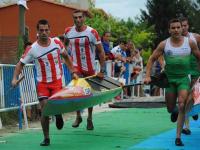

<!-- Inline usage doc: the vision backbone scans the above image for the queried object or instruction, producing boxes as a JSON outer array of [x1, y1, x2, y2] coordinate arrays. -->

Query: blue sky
[[95, 0, 147, 21]]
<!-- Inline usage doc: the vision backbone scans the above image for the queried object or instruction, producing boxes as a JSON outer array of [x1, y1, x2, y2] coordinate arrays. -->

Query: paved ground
[[0, 99, 199, 150]]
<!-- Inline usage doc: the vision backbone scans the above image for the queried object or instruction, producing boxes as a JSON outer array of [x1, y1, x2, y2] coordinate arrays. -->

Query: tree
[[140, 0, 194, 47], [85, 8, 155, 64], [189, 0, 200, 32]]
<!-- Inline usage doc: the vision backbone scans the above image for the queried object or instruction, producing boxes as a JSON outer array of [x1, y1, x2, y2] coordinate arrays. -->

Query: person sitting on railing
[[111, 38, 127, 78]]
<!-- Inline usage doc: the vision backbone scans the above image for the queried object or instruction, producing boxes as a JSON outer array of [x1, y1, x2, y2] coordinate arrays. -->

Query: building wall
[[0, 4, 19, 36], [62, 0, 90, 9], [26, 0, 75, 42], [0, 36, 18, 64], [0, 0, 77, 64]]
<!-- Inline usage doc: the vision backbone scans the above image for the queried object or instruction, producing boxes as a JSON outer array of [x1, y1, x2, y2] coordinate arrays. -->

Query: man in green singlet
[[144, 18, 200, 146], [181, 17, 200, 135]]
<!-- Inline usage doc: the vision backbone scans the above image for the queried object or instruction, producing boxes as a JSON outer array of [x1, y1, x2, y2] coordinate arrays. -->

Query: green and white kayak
[[43, 76, 122, 116]]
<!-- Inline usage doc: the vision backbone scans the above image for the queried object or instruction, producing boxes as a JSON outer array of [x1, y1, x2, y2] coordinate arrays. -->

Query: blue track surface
[[129, 119, 200, 150]]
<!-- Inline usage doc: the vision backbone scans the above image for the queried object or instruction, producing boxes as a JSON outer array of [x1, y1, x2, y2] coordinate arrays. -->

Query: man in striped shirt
[[12, 19, 78, 146], [64, 9, 105, 130]]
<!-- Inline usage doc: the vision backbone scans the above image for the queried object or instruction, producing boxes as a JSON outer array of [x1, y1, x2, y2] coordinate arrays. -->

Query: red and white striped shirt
[[20, 37, 64, 83], [64, 26, 101, 75]]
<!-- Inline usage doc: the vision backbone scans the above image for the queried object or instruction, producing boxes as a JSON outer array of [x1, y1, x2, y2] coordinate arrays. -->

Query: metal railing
[[0, 61, 154, 129]]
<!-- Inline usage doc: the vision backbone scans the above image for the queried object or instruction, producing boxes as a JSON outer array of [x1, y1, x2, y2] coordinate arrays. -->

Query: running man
[[181, 17, 200, 135], [144, 18, 200, 146], [64, 10, 105, 130], [12, 19, 78, 146]]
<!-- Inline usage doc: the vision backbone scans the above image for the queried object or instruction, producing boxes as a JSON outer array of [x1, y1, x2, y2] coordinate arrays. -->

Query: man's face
[[120, 42, 127, 51], [73, 12, 85, 28], [103, 33, 111, 42], [169, 22, 182, 38], [37, 24, 50, 41], [127, 42, 133, 50], [181, 20, 189, 36]]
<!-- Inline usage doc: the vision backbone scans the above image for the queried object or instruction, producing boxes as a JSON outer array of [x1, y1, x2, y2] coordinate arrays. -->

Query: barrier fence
[[0, 60, 150, 129]]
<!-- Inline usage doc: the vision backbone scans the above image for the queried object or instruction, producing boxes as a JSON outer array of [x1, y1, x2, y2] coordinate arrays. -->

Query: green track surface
[[0, 108, 175, 150]]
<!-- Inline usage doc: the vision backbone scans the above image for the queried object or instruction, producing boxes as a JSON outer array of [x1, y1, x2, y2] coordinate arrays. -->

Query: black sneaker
[[175, 138, 184, 146], [192, 114, 198, 121], [40, 138, 50, 146], [72, 117, 82, 128], [182, 128, 191, 135], [55, 115, 64, 130], [87, 119, 94, 130], [170, 111, 178, 123]]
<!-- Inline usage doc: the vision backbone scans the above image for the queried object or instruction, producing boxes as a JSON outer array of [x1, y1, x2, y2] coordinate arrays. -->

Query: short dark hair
[[180, 17, 188, 22], [36, 19, 50, 30], [102, 31, 111, 36], [73, 9, 85, 16], [168, 18, 181, 28], [118, 38, 127, 45]]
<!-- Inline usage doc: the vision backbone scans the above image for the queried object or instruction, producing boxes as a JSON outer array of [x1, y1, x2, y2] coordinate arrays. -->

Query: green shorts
[[165, 76, 190, 94]]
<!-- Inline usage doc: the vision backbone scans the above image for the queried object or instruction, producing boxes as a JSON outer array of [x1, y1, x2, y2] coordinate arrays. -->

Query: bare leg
[[72, 110, 82, 128], [88, 107, 93, 120], [87, 107, 94, 130], [165, 92, 177, 113], [175, 90, 188, 146], [40, 99, 50, 146], [40, 100, 49, 139]]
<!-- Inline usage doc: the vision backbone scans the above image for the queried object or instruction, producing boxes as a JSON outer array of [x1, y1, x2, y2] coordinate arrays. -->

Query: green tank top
[[164, 37, 191, 78], [164, 55, 191, 78]]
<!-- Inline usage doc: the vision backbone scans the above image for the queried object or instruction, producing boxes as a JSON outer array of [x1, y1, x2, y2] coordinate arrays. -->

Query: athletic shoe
[[55, 115, 64, 130], [175, 138, 184, 146], [192, 114, 198, 121], [40, 138, 50, 146], [182, 128, 191, 135], [72, 117, 82, 128], [87, 119, 94, 130], [170, 111, 178, 122]]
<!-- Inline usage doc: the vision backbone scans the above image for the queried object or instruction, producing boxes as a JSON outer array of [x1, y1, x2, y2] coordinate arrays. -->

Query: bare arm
[[190, 39, 200, 60], [194, 33, 200, 48], [12, 61, 25, 87], [144, 41, 165, 83], [158, 56, 165, 70]]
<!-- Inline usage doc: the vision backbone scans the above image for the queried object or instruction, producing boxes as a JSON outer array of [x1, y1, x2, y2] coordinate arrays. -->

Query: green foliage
[[17, 35, 24, 60], [85, 8, 156, 64], [140, 0, 200, 46], [141, 48, 152, 65]]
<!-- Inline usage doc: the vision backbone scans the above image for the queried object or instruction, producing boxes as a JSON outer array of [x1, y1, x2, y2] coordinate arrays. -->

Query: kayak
[[43, 76, 122, 116]]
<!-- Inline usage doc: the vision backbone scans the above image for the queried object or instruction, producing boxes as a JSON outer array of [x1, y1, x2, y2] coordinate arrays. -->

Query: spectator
[[101, 31, 115, 60], [111, 39, 127, 77]]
